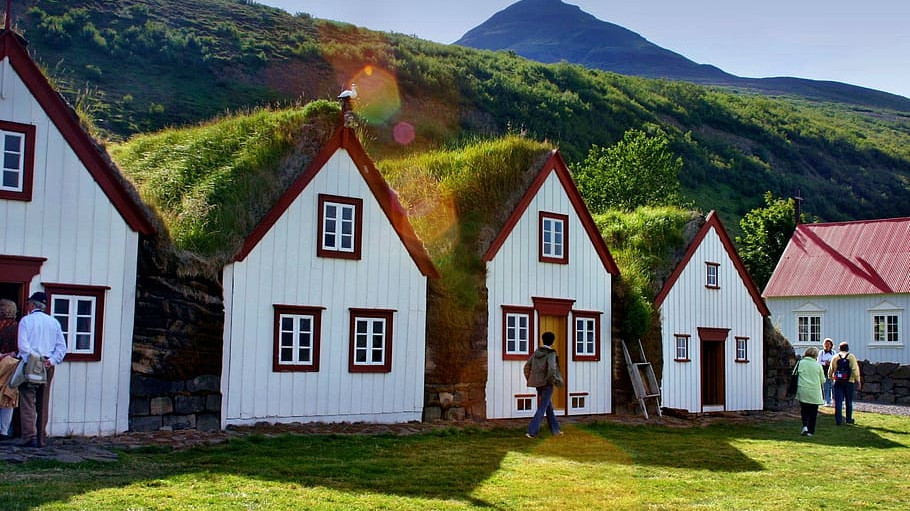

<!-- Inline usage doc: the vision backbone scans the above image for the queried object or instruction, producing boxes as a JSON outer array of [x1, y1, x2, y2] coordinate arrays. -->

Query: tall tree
[[572, 128, 683, 213], [737, 192, 801, 289]]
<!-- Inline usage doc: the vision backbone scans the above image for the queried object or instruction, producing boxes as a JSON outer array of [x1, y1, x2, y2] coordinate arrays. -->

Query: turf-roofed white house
[[654, 211, 768, 413], [483, 150, 620, 419], [221, 126, 438, 426], [764, 217, 910, 364], [0, 29, 155, 436]]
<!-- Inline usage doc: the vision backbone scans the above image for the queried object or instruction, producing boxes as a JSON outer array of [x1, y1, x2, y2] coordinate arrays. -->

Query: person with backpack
[[794, 347, 826, 436], [523, 331, 564, 438], [828, 341, 862, 425]]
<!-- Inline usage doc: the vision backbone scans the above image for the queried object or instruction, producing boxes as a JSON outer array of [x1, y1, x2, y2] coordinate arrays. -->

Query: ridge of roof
[[655, 211, 769, 315], [481, 150, 619, 275], [233, 126, 438, 278], [0, 29, 155, 235]]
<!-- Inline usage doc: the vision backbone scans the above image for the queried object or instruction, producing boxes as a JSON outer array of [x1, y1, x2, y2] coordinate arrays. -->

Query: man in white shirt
[[818, 338, 837, 406], [17, 291, 67, 448]]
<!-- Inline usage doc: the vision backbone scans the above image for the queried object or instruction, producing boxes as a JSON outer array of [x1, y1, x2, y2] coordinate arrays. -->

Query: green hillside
[[9, 0, 910, 226]]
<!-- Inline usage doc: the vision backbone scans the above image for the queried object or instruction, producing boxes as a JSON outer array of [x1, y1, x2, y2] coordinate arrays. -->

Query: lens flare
[[393, 122, 416, 145], [349, 65, 401, 124]]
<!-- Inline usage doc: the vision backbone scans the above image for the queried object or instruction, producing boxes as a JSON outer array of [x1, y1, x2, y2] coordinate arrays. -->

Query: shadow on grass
[[1, 412, 906, 510]]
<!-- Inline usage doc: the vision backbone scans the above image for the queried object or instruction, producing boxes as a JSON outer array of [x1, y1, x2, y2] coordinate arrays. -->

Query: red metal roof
[[763, 217, 910, 297]]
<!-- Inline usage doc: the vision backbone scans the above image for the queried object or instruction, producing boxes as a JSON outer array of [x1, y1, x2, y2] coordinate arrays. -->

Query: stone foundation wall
[[130, 238, 225, 432], [856, 361, 910, 404], [130, 374, 222, 432], [764, 317, 798, 411], [423, 383, 486, 421]]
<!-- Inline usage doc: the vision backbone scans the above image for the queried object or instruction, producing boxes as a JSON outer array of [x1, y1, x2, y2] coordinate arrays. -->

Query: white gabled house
[[0, 29, 155, 436], [763, 217, 910, 364], [654, 211, 768, 413], [220, 126, 438, 426], [482, 150, 620, 419]]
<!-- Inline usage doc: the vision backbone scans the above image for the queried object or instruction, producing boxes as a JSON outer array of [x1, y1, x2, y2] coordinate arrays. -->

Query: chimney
[[5, 0, 11, 31], [793, 189, 803, 225]]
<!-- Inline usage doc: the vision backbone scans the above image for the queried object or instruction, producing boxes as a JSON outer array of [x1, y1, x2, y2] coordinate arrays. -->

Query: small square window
[[675, 335, 690, 361], [0, 121, 35, 201], [317, 194, 363, 260], [273, 305, 323, 372], [349, 309, 394, 373], [735, 337, 749, 362], [44, 284, 107, 362], [516, 396, 533, 411], [705, 262, 720, 288], [571, 394, 587, 409], [539, 212, 569, 264]]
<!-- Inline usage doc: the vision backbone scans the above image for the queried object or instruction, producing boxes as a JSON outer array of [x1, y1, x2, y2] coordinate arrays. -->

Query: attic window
[[705, 262, 720, 288], [539, 212, 568, 264], [0, 121, 36, 201], [317, 194, 363, 260]]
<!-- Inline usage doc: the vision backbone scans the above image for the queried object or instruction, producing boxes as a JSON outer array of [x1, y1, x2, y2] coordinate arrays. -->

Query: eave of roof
[[655, 210, 770, 316], [0, 30, 155, 235], [233, 126, 439, 278], [481, 150, 620, 275]]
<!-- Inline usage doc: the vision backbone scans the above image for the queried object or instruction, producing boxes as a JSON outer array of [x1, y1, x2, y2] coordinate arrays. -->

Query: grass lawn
[[1, 408, 907, 510]]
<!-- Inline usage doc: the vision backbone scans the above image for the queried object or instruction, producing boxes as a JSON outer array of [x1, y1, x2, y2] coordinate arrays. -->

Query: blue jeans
[[822, 378, 833, 405], [833, 381, 855, 424], [528, 385, 560, 436]]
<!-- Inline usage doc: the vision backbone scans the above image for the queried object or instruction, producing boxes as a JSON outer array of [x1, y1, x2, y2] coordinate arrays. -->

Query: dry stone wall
[[130, 238, 225, 432]]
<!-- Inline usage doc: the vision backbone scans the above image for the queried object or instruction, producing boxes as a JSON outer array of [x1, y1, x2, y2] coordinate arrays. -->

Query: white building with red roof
[[763, 217, 910, 364]]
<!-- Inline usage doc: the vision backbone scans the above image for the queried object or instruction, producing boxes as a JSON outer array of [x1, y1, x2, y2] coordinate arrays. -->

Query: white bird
[[337, 83, 358, 100]]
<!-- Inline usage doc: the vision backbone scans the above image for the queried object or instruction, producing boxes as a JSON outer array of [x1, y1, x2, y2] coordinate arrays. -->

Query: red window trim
[[502, 305, 534, 361], [734, 336, 750, 363], [348, 308, 394, 373], [43, 283, 109, 362], [317, 194, 363, 260], [0, 121, 36, 202], [705, 261, 720, 289], [272, 304, 325, 372], [674, 333, 691, 362], [538, 212, 569, 264], [572, 310, 601, 361]]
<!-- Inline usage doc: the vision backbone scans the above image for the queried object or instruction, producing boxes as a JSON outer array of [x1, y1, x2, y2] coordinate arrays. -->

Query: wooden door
[[700, 340, 726, 408], [538, 315, 568, 413]]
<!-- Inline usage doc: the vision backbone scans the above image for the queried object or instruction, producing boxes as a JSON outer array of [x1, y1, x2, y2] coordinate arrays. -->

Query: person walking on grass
[[818, 338, 836, 406], [829, 341, 861, 426], [795, 347, 826, 437], [523, 331, 564, 438]]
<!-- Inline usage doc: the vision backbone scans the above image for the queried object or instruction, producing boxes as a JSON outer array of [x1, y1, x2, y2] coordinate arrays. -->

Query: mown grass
[[2, 409, 907, 510]]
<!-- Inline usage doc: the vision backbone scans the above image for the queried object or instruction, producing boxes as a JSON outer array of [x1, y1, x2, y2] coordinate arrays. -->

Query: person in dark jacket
[[523, 331, 564, 438]]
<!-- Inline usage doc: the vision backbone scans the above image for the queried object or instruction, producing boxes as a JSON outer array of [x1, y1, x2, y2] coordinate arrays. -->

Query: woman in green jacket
[[795, 347, 826, 436]]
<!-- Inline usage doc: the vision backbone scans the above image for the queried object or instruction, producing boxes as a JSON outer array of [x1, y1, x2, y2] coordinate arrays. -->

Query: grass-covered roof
[[109, 100, 341, 265]]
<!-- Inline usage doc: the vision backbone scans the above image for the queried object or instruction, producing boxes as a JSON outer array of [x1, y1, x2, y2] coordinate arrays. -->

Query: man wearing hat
[[17, 291, 67, 448]]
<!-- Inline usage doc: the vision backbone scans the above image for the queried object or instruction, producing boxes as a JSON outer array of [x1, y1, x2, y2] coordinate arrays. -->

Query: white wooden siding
[[659, 227, 764, 412], [767, 294, 909, 364], [0, 58, 138, 436], [221, 149, 427, 426], [485, 171, 612, 419]]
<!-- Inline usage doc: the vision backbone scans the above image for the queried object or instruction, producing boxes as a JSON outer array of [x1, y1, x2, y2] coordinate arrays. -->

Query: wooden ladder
[[621, 339, 662, 419]]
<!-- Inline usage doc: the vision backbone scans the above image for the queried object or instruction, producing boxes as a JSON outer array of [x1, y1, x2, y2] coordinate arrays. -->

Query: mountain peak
[[455, 0, 731, 82]]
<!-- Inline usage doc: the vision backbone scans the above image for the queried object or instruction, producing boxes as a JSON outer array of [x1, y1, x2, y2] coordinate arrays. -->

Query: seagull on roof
[[338, 83, 358, 100]]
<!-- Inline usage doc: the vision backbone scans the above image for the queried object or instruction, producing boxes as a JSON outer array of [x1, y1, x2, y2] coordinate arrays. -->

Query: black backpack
[[833, 354, 852, 381]]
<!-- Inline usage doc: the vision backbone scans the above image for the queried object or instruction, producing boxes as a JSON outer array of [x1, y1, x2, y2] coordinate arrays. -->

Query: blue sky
[[260, 0, 910, 99]]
